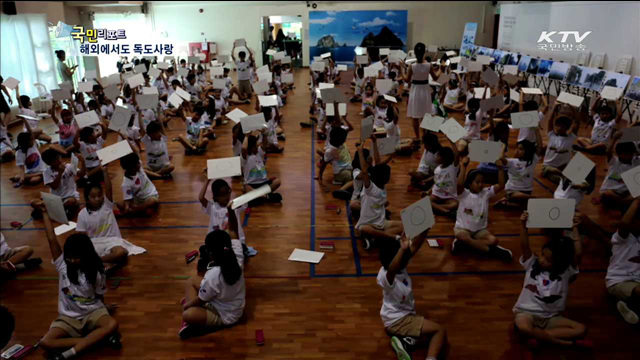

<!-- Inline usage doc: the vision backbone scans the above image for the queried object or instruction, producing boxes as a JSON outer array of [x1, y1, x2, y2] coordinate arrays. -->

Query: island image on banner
[[309, 10, 408, 64]]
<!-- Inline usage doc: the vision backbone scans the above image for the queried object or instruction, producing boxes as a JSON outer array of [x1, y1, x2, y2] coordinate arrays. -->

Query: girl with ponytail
[[180, 204, 246, 339]]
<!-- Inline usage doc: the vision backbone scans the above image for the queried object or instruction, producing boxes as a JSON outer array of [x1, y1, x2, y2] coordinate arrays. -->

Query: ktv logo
[[537, 31, 592, 44]]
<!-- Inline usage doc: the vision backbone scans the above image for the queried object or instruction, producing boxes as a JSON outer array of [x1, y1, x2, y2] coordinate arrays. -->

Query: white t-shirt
[[0, 233, 10, 257], [554, 178, 585, 209], [186, 117, 208, 142], [141, 109, 157, 130], [373, 107, 387, 128], [590, 114, 616, 144], [600, 157, 640, 192], [418, 150, 438, 175], [517, 111, 544, 143], [100, 104, 114, 118], [77, 198, 122, 239], [126, 126, 141, 141], [455, 186, 496, 232], [377, 267, 415, 328], [351, 168, 363, 201], [141, 135, 170, 168], [16, 144, 46, 174], [324, 145, 352, 174], [463, 110, 483, 141], [356, 182, 387, 229], [513, 255, 579, 318], [198, 239, 245, 325], [44, 164, 79, 199], [213, 97, 228, 118], [185, 82, 202, 100], [354, 76, 365, 95], [432, 164, 459, 200], [19, 108, 39, 131], [606, 231, 640, 288], [543, 131, 577, 168], [121, 168, 158, 201], [202, 200, 246, 244], [506, 155, 539, 192], [80, 138, 105, 168], [54, 254, 107, 319], [236, 61, 250, 81], [244, 152, 268, 185], [383, 120, 401, 138], [444, 88, 461, 106]]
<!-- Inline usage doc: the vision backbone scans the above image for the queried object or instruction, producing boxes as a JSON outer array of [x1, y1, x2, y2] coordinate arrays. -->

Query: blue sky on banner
[[309, 10, 407, 46]]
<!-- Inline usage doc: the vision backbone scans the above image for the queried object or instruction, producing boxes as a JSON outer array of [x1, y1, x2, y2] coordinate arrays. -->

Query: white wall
[[498, 1, 640, 77], [149, 1, 495, 67]]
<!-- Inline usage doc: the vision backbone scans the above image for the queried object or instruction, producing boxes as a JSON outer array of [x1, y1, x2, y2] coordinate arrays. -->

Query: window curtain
[[0, 14, 57, 102]]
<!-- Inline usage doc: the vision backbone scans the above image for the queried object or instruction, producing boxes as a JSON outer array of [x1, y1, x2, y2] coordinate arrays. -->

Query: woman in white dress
[[405, 43, 439, 143]]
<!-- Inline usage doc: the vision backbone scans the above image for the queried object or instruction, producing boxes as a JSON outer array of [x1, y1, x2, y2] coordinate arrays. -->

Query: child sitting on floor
[[575, 96, 623, 155], [0, 232, 42, 279], [317, 127, 353, 186], [242, 132, 282, 203], [409, 132, 441, 191], [599, 132, 640, 210], [10, 131, 46, 187], [542, 103, 580, 184], [118, 152, 159, 217], [41, 148, 85, 216], [138, 119, 174, 179]]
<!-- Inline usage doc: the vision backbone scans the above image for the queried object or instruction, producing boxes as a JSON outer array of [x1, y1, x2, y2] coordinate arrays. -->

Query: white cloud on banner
[[386, 11, 397, 16], [310, 17, 336, 25], [358, 17, 399, 28]]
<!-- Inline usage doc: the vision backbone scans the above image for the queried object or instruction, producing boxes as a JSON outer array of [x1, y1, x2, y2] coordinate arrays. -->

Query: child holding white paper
[[185, 73, 203, 102], [355, 140, 403, 249], [361, 83, 376, 115], [452, 157, 512, 261], [15, 85, 52, 143], [118, 152, 159, 217], [516, 92, 548, 144], [207, 88, 229, 125], [599, 133, 640, 209], [50, 104, 78, 152], [0, 120, 14, 163], [41, 148, 85, 214], [177, 106, 214, 155], [456, 97, 484, 153], [365, 95, 389, 129], [513, 211, 591, 349], [316, 112, 353, 161], [606, 197, 640, 325], [440, 78, 464, 112], [35, 203, 121, 360], [231, 46, 254, 100], [74, 121, 108, 183], [138, 117, 174, 179], [9, 131, 46, 186], [350, 67, 366, 103], [542, 103, 580, 184], [76, 165, 145, 266], [220, 67, 251, 105], [179, 211, 245, 339], [317, 127, 352, 186], [377, 229, 446, 360], [495, 132, 543, 207], [242, 132, 282, 203], [258, 106, 283, 153], [429, 140, 461, 218], [575, 96, 623, 154], [409, 132, 441, 191]]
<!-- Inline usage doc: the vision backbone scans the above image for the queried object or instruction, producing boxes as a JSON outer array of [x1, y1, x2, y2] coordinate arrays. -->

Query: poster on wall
[[309, 10, 408, 64], [460, 22, 478, 58]]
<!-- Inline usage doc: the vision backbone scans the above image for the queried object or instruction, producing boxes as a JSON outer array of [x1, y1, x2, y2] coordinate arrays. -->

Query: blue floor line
[[0, 200, 201, 207], [313, 268, 607, 279], [309, 128, 316, 278], [242, 212, 250, 228], [316, 237, 352, 241], [534, 178, 554, 194], [344, 200, 362, 276]]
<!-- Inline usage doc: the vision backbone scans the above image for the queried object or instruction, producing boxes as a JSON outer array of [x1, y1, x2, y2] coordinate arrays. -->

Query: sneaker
[[445, 210, 457, 220], [23, 257, 43, 270], [278, 134, 286, 141], [398, 336, 416, 353], [245, 246, 258, 257], [48, 353, 65, 360], [267, 193, 283, 203], [244, 99, 251, 104], [385, 209, 392, 220], [451, 239, 460, 254], [617, 301, 639, 324], [300, 120, 314, 128], [106, 333, 122, 349], [332, 189, 352, 201], [390, 336, 411, 360], [362, 236, 373, 250], [493, 245, 513, 262], [179, 323, 200, 340]]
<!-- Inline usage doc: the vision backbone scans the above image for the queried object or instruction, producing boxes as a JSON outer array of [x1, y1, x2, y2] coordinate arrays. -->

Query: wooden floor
[[1, 68, 638, 360]]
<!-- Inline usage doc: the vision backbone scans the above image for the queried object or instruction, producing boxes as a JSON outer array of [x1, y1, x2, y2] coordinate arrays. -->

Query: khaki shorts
[[514, 312, 568, 330], [134, 195, 159, 206], [0, 248, 19, 262], [457, 139, 470, 148], [148, 162, 167, 173], [238, 79, 252, 97], [506, 189, 531, 199], [203, 303, 225, 328], [356, 220, 390, 233], [333, 169, 352, 184], [453, 227, 491, 239], [541, 164, 564, 176], [608, 281, 640, 301], [50, 307, 110, 338], [386, 314, 424, 338]]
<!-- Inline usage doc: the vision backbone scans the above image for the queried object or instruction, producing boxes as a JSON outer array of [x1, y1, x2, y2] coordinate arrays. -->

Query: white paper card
[[288, 248, 324, 264], [379, 48, 390, 55], [449, 56, 461, 64], [282, 56, 292, 64], [231, 184, 271, 210], [137, 94, 158, 110], [41, 192, 69, 224], [84, 70, 97, 80], [175, 87, 191, 101], [621, 165, 640, 198], [210, 67, 224, 77], [428, 45, 438, 53], [440, 118, 466, 142], [51, 89, 71, 102], [168, 92, 184, 108], [108, 105, 132, 132], [377, 136, 398, 155], [338, 103, 347, 117], [556, 92, 584, 108], [321, 52, 332, 59], [213, 78, 226, 90], [370, 61, 383, 72], [157, 61, 169, 70], [420, 114, 445, 132], [134, 64, 147, 73], [600, 86, 624, 101], [140, 86, 157, 95], [469, 140, 503, 163], [481, 68, 499, 87], [258, 72, 273, 83], [78, 81, 94, 93], [107, 73, 121, 87], [401, 196, 435, 240], [364, 66, 377, 78], [252, 80, 269, 95], [318, 83, 334, 90], [468, 61, 483, 72], [177, 68, 189, 78], [234, 38, 246, 47], [74, 111, 101, 128], [281, 73, 294, 84], [435, 73, 449, 85], [97, 140, 133, 165], [503, 65, 518, 75], [480, 95, 505, 112], [325, 103, 335, 117], [361, 116, 374, 141], [527, 199, 576, 229], [218, 55, 230, 63], [356, 55, 368, 65], [225, 108, 248, 124], [562, 152, 595, 185], [240, 113, 267, 133], [521, 87, 544, 95], [55, 221, 77, 236], [510, 88, 520, 103], [477, 55, 492, 65], [376, 79, 393, 94], [258, 95, 278, 107], [127, 73, 145, 88], [354, 46, 367, 55], [147, 67, 161, 80], [207, 156, 241, 180], [266, 49, 277, 56], [510, 111, 540, 129], [101, 85, 119, 102], [474, 87, 489, 99], [1, 77, 20, 90], [383, 94, 397, 103], [311, 61, 325, 72], [256, 65, 270, 74]]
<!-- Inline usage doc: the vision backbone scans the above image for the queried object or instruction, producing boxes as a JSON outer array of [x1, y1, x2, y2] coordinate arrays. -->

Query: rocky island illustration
[[309, 10, 407, 63]]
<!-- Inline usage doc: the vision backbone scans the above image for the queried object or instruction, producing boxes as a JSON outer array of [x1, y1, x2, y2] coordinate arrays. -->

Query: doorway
[[261, 15, 303, 67]]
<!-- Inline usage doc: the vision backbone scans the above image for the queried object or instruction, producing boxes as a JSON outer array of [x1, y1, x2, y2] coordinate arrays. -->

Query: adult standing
[[55, 50, 77, 85], [275, 29, 286, 51], [405, 43, 438, 143]]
